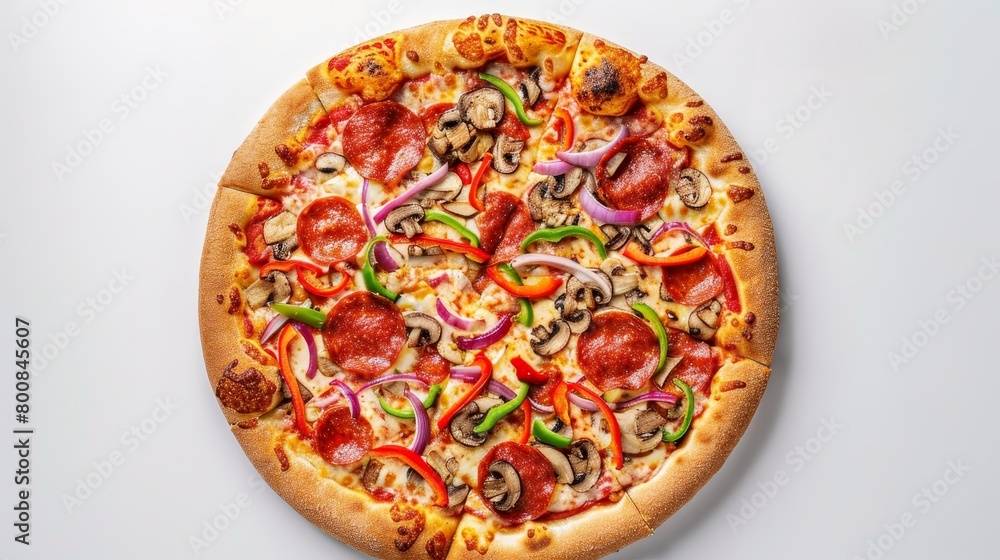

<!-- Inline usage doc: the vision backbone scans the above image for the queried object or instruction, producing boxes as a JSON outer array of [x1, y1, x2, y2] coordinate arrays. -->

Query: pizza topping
[[456, 131, 495, 164], [476, 191, 535, 265], [450, 397, 502, 447], [674, 167, 713, 209], [688, 299, 722, 340], [435, 299, 482, 332], [371, 445, 449, 507], [384, 204, 425, 238], [289, 322, 319, 380], [527, 179, 578, 228], [459, 87, 506, 130], [361, 236, 400, 301], [372, 163, 451, 224], [478, 73, 545, 127], [416, 174, 464, 207], [474, 382, 530, 433], [662, 378, 695, 443], [556, 125, 629, 168], [313, 405, 373, 465], [555, 167, 593, 199], [412, 349, 450, 386], [457, 313, 515, 351], [329, 379, 361, 419], [532, 422, 573, 451], [296, 196, 368, 265], [441, 201, 479, 218], [600, 257, 641, 296], [660, 250, 723, 306], [580, 183, 642, 225], [566, 439, 602, 492], [269, 301, 326, 330], [478, 442, 555, 523], [631, 302, 668, 374], [342, 101, 425, 187], [576, 310, 659, 392], [510, 356, 549, 384], [624, 243, 708, 267], [510, 254, 613, 301], [615, 406, 666, 455], [405, 390, 432, 455], [314, 152, 346, 175], [491, 134, 525, 174], [521, 225, 608, 260], [244, 271, 290, 309], [262, 211, 297, 244], [665, 329, 718, 395], [597, 137, 679, 220], [277, 325, 313, 439], [519, 68, 543, 108], [322, 291, 406, 378], [423, 211, 481, 247], [404, 312, 444, 348], [530, 319, 571, 356]]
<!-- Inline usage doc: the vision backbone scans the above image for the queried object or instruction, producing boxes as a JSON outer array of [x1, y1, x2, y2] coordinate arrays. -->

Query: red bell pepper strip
[[552, 381, 571, 426], [259, 260, 324, 278], [511, 356, 550, 384], [278, 324, 313, 439], [518, 398, 532, 444], [370, 445, 449, 507], [388, 234, 490, 264], [554, 107, 574, 152], [715, 254, 741, 313], [569, 382, 623, 469], [454, 162, 472, 185], [436, 353, 493, 431], [485, 266, 563, 299], [623, 243, 709, 267], [469, 153, 493, 212], [299, 263, 352, 297]]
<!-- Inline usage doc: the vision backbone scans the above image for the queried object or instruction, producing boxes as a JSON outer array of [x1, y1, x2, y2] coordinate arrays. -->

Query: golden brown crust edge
[[199, 187, 282, 425], [625, 359, 770, 527], [219, 78, 327, 197], [232, 416, 460, 560]]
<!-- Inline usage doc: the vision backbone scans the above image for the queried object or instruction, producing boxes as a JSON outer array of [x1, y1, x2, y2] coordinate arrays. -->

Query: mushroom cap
[[459, 87, 506, 130]]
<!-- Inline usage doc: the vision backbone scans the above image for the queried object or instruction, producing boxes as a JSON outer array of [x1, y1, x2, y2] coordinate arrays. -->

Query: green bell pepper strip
[[361, 236, 399, 302], [631, 302, 668, 373], [520, 226, 607, 260], [478, 73, 544, 126], [531, 419, 572, 448], [497, 264, 534, 327], [269, 302, 326, 329], [423, 211, 480, 248], [377, 385, 443, 419], [474, 382, 530, 433], [662, 378, 694, 443]]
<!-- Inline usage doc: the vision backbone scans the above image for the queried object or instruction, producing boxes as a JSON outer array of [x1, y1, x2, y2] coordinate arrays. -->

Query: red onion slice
[[261, 314, 289, 345], [580, 186, 642, 226], [354, 373, 428, 395], [436, 298, 483, 331], [329, 380, 360, 419], [290, 322, 318, 380], [532, 159, 576, 176], [372, 242, 401, 272], [509, 254, 613, 300], [449, 365, 481, 377], [428, 271, 450, 287], [652, 221, 711, 249], [614, 391, 678, 409], [361, 178, 376, 235], [449, 370, 554, 413], [372, 164, 450, 224], [456, 313, 514, 351], [568, 391, 600, 412], [555, 125, 628, 167], [406, 390, 430, 455]]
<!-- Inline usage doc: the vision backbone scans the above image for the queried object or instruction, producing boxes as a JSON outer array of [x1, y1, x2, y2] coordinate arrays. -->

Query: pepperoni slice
[[497, 110, 530, 142], [342, 101, 425, 187], [313, 406, 373, 465], [528, 365, 562, 406], [597, 137, 686, 220], [412, 346, 450, 385], [478, 442, 555, 525], [477, 191, 535, 265], [296, 196, 368, 265], [322, 291, 406, 378], [576, 310, 660, 392], [662, 254, 723, 306], [666, 329, 720, 395], [419, 102, 454, 135]]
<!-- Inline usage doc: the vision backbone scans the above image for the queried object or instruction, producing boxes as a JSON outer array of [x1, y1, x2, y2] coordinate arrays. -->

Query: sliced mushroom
[[491, 134, 524, 174], [450, 397, 502, 447], [534, 444, 575, 484], [441, 201, 479, 218], [600, 224, 632, 252], [315, 152, 346, 174], [418, 172, 463, 206], [623, 289, 648, 307], [567, 439, 602, 492], [271, 235, 298, 261], [361, 458, 384, 492], [269, 271, 291, 304], [632, 225, 653, 254], [317, 356, 339, 377], [590, 270, 614, 305], [445, 122, 474, 152], [561, 276, 594, 313], [428, 108, 465, 159], [483, 460, 522, 511], [563, 308, 592, 334], [427, 450, 455, 485], [262, 211, 297, 244], [437, 338, 464, 364], [384, 204, 424, 238], [530, 319, 572, 357], [615, 407, 666, 455], [528, 179, 577, 228], [456, 132, 494, 164], [551, 167, 593, 199], [459, 88, 505, 130], [659, 283, 673, 302], [674, 167, 713, 209], [603, 151, 627, 178], [408, 244, 443, 257], [403, 312, 442, 348], [447, 484, 471, 508], [519, 68, 542, 107], [688, 299, 722, 340], [244, 278, 274, 309], [601, 258, 640, 296]]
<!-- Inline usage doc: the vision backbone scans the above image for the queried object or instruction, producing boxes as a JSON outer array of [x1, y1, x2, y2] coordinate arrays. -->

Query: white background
[[1, 0, 996, 558]]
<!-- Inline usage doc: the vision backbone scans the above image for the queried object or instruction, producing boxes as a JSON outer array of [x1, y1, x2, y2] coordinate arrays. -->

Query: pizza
[[199, 14, 779, 560]]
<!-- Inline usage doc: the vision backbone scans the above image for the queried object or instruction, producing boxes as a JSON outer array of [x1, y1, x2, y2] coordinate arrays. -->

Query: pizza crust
[[199, 187, 283, 424], [624, 358, 770, 527], [233, 413, 461, 560], [220, 78, 328, 197]]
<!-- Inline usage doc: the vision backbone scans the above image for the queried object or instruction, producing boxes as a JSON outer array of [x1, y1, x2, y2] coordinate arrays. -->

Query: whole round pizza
[[199, 14, 779, 560]]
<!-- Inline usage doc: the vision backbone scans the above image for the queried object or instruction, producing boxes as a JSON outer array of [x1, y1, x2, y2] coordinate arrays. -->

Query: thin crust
[[232, 414, 461, 560], [624, 358, 770, 527], [220, 79, 328, 197], [199, 187, 282, 424]]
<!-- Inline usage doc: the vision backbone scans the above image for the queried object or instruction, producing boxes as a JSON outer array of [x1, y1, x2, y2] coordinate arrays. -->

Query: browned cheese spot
[[215, 359, 277, 414]]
